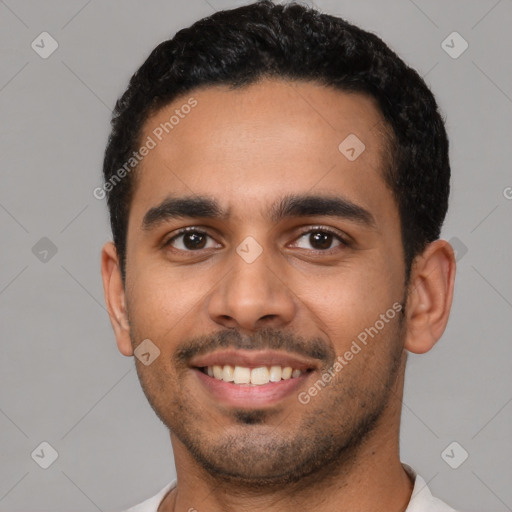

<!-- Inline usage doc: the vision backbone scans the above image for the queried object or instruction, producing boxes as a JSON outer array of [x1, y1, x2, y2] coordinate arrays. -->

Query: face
[[121, 79, 408, 484]]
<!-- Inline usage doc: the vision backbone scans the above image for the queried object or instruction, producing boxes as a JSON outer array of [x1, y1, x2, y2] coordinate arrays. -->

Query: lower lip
[[193, 368, 311, 407]]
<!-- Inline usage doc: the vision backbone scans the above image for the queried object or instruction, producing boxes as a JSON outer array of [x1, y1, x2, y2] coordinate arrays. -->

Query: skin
[[101, 79, 456, 512]]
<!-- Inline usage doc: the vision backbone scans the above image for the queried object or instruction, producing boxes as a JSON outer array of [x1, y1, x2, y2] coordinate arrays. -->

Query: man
[[100, 1, 457, 510]]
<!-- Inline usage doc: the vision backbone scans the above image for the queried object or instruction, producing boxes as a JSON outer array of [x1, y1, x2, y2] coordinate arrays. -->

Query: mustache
[[174, 327, 335, 367]]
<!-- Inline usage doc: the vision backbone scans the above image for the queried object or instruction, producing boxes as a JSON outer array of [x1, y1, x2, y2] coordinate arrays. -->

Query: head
[[101, 1, 455, 486]]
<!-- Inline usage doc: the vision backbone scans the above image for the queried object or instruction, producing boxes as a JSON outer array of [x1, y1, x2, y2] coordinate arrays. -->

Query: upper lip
[[189, 349, 319, 371]]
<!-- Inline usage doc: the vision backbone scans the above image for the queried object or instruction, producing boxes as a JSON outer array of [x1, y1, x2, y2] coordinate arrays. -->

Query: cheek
[[299, 262, 395, 325], [292, 262, 402, 367], [125, 263, 203, 340]]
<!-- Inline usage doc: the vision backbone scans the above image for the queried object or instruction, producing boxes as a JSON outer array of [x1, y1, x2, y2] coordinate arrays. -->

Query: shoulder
[[117, 480, 176, 512], [403, 464, 458, 512]]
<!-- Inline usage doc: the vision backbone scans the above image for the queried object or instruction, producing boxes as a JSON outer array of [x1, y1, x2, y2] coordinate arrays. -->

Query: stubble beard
[[132, 315, 406, 489]]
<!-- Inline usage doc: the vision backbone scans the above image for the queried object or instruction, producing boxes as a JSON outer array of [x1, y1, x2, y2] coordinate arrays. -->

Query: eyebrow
[[141, 193, 376, 231]]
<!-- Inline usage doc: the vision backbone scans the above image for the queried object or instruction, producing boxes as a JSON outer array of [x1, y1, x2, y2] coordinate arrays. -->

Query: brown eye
[[182, 232, 207, 249], [309, 231, 334, 250], [165, 228, 219, 251], [292, 228, 347, 251]]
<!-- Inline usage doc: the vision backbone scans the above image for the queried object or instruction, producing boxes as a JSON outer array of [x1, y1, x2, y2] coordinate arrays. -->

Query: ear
[[101, 241, 133, 356], [403, 239, 456, 354]]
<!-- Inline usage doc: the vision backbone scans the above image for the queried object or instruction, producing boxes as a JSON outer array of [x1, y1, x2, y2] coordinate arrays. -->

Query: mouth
[[189, 350, 317, 407], [198, 364, 310, 385]]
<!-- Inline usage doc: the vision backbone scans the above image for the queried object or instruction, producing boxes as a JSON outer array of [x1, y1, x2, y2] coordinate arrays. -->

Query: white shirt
[[121, 463, 457, 512]]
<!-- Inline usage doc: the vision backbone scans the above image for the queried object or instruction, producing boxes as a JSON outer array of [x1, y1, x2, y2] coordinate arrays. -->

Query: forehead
[[129, 79, 394, 228]]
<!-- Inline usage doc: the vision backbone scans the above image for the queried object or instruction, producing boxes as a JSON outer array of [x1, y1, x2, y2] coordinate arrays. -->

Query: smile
[[190, 349, 318, 406], [200, 364, 307, 385]]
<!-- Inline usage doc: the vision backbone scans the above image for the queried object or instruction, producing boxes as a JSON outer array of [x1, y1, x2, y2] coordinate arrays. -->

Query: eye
[[164, 228, 220, 251], [290, 227, 348, 251]]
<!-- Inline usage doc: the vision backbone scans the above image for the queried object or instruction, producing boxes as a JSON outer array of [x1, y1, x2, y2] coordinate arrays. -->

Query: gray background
[[0, 0, 511, 510]]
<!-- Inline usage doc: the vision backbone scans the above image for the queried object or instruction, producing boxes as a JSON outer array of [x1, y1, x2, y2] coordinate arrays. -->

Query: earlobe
[[403, 239, 456, 354], [101, 241, 133, 357]]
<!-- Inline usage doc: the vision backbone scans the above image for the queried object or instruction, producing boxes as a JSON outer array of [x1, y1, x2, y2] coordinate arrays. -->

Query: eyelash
[[163, 226, 349, 253]]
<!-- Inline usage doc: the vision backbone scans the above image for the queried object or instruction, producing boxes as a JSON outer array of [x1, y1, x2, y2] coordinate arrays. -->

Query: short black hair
[[102, 0, 450, 283]]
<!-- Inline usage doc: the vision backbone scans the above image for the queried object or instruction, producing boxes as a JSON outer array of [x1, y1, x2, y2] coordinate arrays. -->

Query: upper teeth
[[206, 365, 303, 385]]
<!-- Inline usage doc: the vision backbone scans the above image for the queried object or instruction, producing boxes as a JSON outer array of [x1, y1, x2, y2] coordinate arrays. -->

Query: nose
[[207, 245, 297, 332]]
